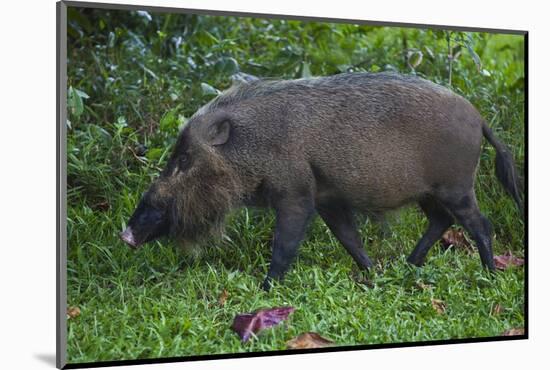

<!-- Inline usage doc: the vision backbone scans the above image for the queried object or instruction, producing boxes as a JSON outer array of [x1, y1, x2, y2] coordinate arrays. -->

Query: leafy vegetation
[[66, 7, 525, 364]]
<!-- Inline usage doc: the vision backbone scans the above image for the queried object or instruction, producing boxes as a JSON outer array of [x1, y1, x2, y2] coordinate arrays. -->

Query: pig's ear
[[207, 117, 231, 146]]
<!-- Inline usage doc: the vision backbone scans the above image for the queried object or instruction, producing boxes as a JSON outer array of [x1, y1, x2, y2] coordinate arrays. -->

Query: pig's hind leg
[[317, 202, 374, 270], [438, 189, 496, 270], [407, 197, 454, 266]]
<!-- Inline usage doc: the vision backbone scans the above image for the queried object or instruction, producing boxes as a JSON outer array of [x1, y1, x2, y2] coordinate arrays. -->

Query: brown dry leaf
[[491, 303, 503, 316], [502, 328, 525, 336], [286, 332, 334, 349], [494, 251, 524, 270], [92, 200, 110, 212], [67, 306, 81, 319], [431, 299, 446, 315], [218, 289, 229, 307], [416, 281, 433, 291], [441, 228, 472, 251], [351, 272, 374, 289]]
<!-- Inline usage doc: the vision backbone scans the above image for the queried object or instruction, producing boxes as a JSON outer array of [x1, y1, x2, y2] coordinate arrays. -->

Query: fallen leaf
[[351, 272, 374, 288], [441, 228, 472, 251], [218, 289, 229, 307], [286, 332, 334, 349], [431, 299, 446, 315], [92, 201, 110, 212], [491, 303, 503, 316], [416, 280, 433, 291], [502, 328, 524, 336], [494, 251, 524, 270], [67, 306, 81, 319], [231, 306, 295, 342]]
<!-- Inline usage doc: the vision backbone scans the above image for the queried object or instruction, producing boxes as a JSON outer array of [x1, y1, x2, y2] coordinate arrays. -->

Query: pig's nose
[[120, 227, 138, 248]]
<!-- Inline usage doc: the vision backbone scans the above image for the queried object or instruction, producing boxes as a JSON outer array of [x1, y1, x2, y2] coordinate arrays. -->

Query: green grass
[[66, 8, 525, 364], [67, 204, 524, 363]]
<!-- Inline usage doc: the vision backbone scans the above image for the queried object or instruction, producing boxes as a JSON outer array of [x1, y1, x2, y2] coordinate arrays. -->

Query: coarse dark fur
[[121, 72, 524, 290]]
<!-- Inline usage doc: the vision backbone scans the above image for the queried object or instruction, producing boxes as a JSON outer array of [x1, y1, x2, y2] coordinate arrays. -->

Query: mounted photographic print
[[56, 1, 527, 368]]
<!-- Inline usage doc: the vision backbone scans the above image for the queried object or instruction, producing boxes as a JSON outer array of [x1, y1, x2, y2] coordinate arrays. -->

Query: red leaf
[[286, 332, 334, 349], [494, 251, 524, 270], [231, 306, 295, 342]]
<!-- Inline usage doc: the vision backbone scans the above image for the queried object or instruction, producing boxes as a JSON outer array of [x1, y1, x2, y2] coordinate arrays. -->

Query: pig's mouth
[[119, 226, 142, 249]]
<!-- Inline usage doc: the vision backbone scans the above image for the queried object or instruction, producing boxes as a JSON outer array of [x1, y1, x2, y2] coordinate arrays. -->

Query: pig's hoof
[[483, 261, 497, 273], [406, 256, 424, 267]]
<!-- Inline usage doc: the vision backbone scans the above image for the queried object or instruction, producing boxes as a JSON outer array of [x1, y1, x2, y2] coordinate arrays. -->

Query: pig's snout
[[120, 201, 170, 248], [120, 227, 139, 248]]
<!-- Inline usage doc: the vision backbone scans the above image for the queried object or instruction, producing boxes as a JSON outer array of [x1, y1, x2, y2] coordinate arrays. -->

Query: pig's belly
[[312, 162, 429, 212]]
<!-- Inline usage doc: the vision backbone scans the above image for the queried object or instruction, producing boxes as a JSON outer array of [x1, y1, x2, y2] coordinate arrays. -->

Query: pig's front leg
[[262, 197, 314, 291]]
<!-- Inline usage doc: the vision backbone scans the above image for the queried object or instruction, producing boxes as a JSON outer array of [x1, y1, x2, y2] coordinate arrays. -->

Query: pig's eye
[[179, 154, 190, 169]]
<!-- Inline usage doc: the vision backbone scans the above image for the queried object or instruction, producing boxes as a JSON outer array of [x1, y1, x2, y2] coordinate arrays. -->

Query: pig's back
[[220, 73, 484, 212], [288, 73, 484, 211]]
